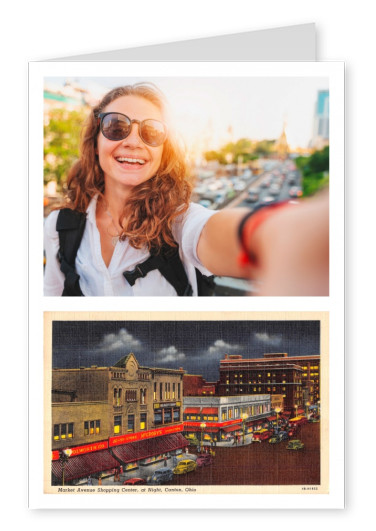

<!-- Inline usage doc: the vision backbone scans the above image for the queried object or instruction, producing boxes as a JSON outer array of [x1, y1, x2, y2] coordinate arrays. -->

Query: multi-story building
[[217, 353, 319, 413], [311, 89, 329, 149], [183, 394, 272, 443], [51, 353, 187, 484]]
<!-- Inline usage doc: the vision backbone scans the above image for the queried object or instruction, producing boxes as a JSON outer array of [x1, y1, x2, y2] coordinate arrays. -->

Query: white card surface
[[29, 24, 344, 511]]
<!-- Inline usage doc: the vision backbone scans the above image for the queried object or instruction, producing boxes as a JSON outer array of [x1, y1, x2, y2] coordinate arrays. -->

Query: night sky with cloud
[[52, 320, 320, 381]]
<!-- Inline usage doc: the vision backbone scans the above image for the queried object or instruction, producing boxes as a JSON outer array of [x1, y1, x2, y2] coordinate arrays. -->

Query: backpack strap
[[56, 209, 86, 296], [123, 245, 193, 296]]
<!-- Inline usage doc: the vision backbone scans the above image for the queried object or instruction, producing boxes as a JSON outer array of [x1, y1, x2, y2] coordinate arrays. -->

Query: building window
[[222, 409, 227, 421], [140, 413, 147, 430], [125, 390, 137, 402], [173, 383, 176, 399], [140, 388, 146, 405], [128, 415, 135, 433], [234, 407, 239, 418], [178, 383, 181, 399], [164, 408, 172, 423], [53, 423, 74, 441], [154, 409, 162, 425], [53, 424, 60, 440], [90, 420, 95, 435], [154, 382, 157, 400], [95, 420, 100, 434], [160, 382, 163, 400], [174, 408, 180, 421], [114, 415, 122, 434]]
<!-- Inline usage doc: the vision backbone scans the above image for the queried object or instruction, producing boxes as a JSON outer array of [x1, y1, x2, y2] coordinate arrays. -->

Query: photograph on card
[[42, 75, 330, 297], [44, 311, 328, 495]]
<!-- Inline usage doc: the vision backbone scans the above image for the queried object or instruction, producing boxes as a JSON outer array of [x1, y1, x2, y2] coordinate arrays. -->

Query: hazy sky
[[52, 320, 320, 381], [45, 76, 329, 151]]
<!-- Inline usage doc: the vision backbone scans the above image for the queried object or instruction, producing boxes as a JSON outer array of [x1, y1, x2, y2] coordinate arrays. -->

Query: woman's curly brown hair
[[63, 83, 192, 251]]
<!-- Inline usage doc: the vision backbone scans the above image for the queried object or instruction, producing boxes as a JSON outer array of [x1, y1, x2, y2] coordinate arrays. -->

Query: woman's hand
[[197, 190, 329, 296]]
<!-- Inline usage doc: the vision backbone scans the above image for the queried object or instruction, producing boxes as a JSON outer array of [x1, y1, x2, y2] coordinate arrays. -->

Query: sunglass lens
[[141, 119, 167, 146], [101, 113, 131, 141]]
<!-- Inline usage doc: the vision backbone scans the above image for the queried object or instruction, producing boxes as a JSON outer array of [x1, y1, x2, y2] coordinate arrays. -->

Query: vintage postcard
[[38, 311, 338, 509]]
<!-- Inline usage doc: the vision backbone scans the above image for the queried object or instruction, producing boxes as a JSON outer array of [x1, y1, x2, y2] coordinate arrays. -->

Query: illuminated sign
[[51, 440, 108, 461], [109, 423, 184, 447]]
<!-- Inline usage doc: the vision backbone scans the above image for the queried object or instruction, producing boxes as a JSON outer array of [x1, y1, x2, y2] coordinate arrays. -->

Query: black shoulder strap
[[123, 245, 193, 296], [56, 209, 86, 296]]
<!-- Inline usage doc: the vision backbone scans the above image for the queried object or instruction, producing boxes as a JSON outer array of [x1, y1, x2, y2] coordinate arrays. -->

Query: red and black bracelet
[[237, 201, 293, 268]]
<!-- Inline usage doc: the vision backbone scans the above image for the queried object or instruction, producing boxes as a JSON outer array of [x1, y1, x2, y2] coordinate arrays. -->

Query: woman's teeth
[[116, 157, 146, 165]]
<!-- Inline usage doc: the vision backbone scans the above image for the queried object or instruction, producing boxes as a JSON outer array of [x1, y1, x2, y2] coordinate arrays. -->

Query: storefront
[[109, 424, 187, 468], [51, 441, 120, 485]]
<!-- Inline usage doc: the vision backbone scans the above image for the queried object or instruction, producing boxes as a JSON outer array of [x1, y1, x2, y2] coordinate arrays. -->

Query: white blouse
[[44, 197, 216, 296]]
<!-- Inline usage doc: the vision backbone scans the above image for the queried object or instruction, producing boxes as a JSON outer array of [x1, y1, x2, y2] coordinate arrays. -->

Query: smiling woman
[[43, 82, 329, 297]]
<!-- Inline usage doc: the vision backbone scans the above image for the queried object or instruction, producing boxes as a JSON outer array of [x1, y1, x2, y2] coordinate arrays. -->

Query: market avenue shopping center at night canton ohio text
[[51, 321, 321, 489]]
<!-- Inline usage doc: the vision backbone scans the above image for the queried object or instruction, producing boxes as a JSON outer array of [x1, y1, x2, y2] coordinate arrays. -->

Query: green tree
[[44, 107, 88, 190], [295, 145, 329, 197]]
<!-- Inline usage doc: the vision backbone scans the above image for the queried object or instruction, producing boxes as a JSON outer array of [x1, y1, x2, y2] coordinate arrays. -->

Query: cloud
[[254, 333, 282, 346], [207, 339, 241, 356], [156, 346, 186, 363], [98, 328, 142, 353]]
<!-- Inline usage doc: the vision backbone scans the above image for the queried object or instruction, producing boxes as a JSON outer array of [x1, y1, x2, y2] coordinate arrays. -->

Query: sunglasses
[[98, 112, 167, 147]]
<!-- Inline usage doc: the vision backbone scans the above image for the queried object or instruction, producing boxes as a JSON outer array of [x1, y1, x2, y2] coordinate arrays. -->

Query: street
[[171, 422, 320, 486]]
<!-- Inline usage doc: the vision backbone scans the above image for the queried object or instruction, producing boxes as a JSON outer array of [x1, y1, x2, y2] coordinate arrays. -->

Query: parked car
[[123, 477, 147, 485], [286, 439, 305, 450], [173, 459, 197, 475], [269, 431, 288, 444], [148, 468, 174, 485], [252, 429, 273, 441], [196, 454, 213, 467]]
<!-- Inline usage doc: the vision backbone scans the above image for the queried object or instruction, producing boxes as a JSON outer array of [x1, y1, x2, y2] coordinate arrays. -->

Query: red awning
[[204, 427, 219, 433], [184, 408, 201, 414], [201, 408, 218, 415], [111, 433, 188, 464], [222, 425, 242, 432], [51, 449, 119, 483], [267, 416, 277, 421], [297, 409, 305, 415]]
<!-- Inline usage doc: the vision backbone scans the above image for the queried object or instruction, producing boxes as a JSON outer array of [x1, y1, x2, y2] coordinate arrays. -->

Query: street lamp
[[59, 448, 72, 486], [200, 423, 206, 453], [274, 407, 281, 433], [242, 413, 248, 445]]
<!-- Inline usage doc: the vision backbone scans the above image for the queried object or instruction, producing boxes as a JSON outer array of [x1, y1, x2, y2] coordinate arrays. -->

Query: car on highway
[[289, 186, 303, 198], [261, 195, 276, 205], [148, 468, 174, 485], [123, 477, 147, 485], [196, 454, 213, 467], [246, 190, 259, 202], [173, 459, 197, 475], [198, 199, 213, 208], [286, 439, 305, 450]]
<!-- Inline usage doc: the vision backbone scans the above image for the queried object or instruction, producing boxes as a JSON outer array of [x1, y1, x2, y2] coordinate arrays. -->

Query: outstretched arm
[[196, 190, 329, 296]]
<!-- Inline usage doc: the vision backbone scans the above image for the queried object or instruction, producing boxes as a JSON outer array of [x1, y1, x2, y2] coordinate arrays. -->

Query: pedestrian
[[164, 455, 168, 467], [98, 476, 102, 485], [43, 83, 329, 297], [185, 447, 188, 455], [87, 475, 92, 486]]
